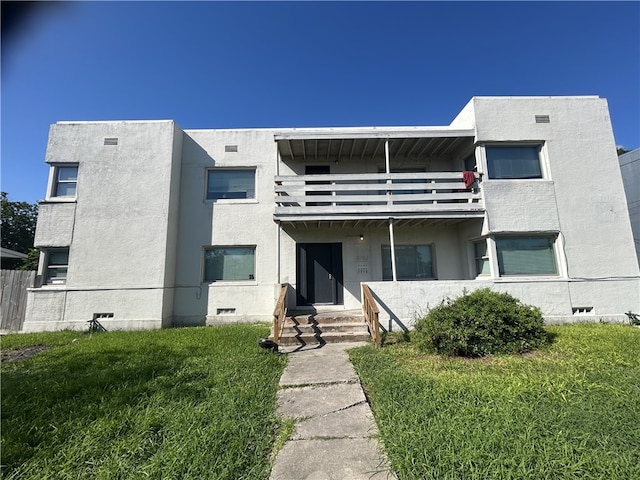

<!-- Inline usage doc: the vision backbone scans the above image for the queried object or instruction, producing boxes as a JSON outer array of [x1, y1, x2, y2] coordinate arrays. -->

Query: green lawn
[[1, 325, 287, 480], [349, 323, 640, 480]]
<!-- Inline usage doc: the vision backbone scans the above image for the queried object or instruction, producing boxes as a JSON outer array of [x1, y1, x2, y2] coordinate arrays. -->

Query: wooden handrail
[[361, 284, 381, 348], [272, 283, 289, 345]]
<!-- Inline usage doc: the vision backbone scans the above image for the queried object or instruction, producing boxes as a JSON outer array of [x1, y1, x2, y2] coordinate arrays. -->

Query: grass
[[349, 323, 640, 480], [1, 325, 288, 480]]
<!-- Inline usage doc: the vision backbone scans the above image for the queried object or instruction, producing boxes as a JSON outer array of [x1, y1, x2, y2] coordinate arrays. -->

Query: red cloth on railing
[[462, 171, 476, 189]]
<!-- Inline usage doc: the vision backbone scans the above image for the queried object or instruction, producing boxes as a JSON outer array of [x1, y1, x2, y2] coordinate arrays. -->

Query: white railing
[[274, 172, 482, 219]]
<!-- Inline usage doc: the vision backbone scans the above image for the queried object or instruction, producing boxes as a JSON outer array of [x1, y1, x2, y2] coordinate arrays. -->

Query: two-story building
[[23, 96, 640, 332]]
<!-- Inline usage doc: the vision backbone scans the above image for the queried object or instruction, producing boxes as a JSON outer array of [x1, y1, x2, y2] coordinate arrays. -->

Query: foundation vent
[[217, 308, 236, 315], [225, 145, 238, 152], [572, 307, 593, 315], [93, 312, 114, 320], [535, 115, 550, 124], [104, 137, 119, 145]]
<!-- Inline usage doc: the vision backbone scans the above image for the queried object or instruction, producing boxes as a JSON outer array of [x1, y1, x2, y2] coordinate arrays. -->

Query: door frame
[[296, 242, 344, 306]]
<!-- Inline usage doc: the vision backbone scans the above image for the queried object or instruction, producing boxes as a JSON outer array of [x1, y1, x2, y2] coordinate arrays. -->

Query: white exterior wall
[[474, 97, 639, 318], [172, 129, 280, 326], [619, 149, 640, 266], [369, 97, 639, 329], [24, 121, 182, 331]]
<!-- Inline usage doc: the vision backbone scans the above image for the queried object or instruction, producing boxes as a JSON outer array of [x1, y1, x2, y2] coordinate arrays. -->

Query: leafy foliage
[[413, 288, 548, 357], [1, 192, 38, 269]]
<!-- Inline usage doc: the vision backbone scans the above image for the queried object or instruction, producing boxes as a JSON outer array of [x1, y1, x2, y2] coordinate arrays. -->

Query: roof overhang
[[274, 127, 474, 141], [275, 128, 476, 163], [1, 247, 28, 259]]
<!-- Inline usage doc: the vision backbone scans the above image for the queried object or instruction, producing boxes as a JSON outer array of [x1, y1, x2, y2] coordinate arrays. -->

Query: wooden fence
[[1, 270, 35, 331]]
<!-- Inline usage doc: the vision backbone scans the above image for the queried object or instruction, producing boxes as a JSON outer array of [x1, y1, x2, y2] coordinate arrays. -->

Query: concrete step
[[271, 311, 372, 346], [286, 314, 366, 325], [281, 323, 369, 335], [277, 331, 372, 346]]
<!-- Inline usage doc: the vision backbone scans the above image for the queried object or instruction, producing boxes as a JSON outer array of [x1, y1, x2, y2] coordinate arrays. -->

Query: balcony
[[274, 171, 483, 222]]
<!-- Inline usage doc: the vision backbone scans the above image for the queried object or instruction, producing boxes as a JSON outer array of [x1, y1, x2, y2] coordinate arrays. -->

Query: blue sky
[[2, 1, 639, 204]]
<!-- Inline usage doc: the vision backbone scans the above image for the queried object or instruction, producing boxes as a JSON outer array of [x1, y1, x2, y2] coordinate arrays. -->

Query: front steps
[[272, 310, 371, 347]]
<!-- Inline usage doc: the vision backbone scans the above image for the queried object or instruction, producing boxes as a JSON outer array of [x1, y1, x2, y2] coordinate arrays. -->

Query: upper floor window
[[206, 169, 255, 201], [485, 145, 542, 179], [52, 166, 78, 197], [382, 245, 435, 281], [495, 236, 557, 276], [45, 248, 69, 285], [204, 246, 255, 282]]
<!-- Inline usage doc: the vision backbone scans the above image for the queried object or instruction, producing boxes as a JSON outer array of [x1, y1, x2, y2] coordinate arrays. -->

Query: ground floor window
[[204, 246, 255, 282], [495, 236, 557, 276], [382, 245, 434, 281], [45, 249, 69, 285]]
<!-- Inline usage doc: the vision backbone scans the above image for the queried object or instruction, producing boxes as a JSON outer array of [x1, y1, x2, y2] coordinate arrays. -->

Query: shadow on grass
[[1, 326, 287, 479]]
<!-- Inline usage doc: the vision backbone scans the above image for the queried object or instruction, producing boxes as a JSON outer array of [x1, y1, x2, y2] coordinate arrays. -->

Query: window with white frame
[[382, 245, 435, 281], [51, 165, 78, 197], [474, 240, 490, 276], [485, 145, 542, 179], [495, 236, 557, 276], [204, 246, 255, 282], [44, 249, 69, 285], [206, 169, 255, 201]]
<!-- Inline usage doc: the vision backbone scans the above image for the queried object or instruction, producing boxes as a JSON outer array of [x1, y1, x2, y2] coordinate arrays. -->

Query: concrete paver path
[[269, 342, 397, 480]]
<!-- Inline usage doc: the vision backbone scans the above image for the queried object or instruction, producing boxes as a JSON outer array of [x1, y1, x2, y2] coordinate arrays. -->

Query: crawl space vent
[[217, 308, 236, 315], [535, 115, 550, 124], [225, 145, 238, 153], [104, 137, 119, 145], [572, 307, 593, 315]]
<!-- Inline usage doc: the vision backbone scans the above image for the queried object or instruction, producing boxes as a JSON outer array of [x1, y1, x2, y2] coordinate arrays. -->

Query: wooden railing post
[[272, 283, 288, 345], [361, 284, 381, 348]]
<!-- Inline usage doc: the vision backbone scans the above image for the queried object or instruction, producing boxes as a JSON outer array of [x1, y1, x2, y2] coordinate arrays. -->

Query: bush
[[413, 288, 548, 357]]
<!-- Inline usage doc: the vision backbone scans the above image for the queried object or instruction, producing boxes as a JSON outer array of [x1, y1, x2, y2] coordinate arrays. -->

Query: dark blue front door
[[297, 243, 343, 305]]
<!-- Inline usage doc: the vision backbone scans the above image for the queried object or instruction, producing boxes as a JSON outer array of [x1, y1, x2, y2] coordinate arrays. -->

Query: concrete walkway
[[269, 342, 397, 480]]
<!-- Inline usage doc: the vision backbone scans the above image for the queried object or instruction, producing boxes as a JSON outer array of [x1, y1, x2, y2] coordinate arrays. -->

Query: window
[[52, 166, 78, 197], [485, 145, 542, 179], [474, 240, 490, 276], [45, 249, 69, 285], [495, 236, 557, 276], [206, 169, 255, 200], [382, 245, 434, 281], [204, 247, 255, 282]]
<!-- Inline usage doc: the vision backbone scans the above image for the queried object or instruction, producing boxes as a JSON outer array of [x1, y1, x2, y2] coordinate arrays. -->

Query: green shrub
[[413, 288, 548, 357]]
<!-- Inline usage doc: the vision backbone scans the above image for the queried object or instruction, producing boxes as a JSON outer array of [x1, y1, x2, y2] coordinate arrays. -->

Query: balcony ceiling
[[278, 217, 481, 230], [276, 134, 475, 163]]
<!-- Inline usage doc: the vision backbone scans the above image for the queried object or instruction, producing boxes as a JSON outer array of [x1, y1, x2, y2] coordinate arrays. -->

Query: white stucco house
[[23, 96, 640, 332]]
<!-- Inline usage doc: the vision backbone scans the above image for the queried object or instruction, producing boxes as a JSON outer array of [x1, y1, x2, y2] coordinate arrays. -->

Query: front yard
[[349, 323, 640, 480], [1, 325, 287, 480]]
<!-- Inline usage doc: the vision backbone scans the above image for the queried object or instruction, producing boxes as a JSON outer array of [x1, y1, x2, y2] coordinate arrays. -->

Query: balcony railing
[[274, 172, 483, 220]]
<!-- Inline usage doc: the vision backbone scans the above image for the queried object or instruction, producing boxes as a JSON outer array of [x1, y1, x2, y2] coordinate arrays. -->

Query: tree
[[1, 192, 38, 269], [617, 147, 630, 156]]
